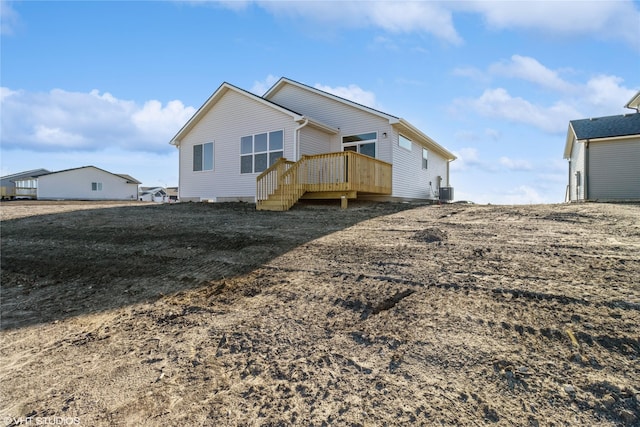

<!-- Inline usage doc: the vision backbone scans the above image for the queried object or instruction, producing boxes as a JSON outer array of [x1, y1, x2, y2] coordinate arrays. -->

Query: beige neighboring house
[[36, 166, 141, 200], [563, 91, 640, 202], [170, 77, 456, 210]]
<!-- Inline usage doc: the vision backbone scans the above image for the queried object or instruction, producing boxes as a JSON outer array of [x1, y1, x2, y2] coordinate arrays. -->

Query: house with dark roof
[[35, 166, 141, 200], [170, 77, 456, 210], [563, 92, 640, 202]]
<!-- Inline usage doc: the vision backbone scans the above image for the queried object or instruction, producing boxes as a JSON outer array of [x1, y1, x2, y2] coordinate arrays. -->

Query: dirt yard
[[1, 200, 638, 426]]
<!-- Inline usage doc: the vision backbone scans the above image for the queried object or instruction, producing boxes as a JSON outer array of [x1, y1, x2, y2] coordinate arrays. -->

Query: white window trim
[[193, 142, 214, 172], [398, 134, 412, 152], [342, 131, 378, 158], [240, 130, 284, 174]]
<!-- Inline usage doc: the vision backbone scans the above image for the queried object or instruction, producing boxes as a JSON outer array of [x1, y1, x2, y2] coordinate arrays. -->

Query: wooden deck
[[256, 151, 392, 211]]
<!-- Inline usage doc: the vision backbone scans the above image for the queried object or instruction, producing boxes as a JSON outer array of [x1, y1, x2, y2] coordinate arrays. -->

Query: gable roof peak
[[625, 90, 640, 112], [169, 80, 307, 146], [263, 77, 399, 121]]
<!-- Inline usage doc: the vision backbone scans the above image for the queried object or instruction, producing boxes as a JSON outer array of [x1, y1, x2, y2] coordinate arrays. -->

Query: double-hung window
[[193, 142, 214, 171], [422, 148, 429, 169], [241, 130, 284, 174]]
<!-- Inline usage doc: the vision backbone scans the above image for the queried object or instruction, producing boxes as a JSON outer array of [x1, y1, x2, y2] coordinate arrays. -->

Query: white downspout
[[294, 118, 309, 161]]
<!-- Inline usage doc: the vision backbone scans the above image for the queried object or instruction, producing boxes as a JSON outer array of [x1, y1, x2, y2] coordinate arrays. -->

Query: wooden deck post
[[341, 195, 348, 209]]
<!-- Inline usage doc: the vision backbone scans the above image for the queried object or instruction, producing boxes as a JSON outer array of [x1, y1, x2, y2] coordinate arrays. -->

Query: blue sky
[[1, 1, 638, 204]]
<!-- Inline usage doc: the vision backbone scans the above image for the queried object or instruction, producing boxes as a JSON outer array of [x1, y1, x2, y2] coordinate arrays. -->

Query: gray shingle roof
[[570, 112, 640, 140]]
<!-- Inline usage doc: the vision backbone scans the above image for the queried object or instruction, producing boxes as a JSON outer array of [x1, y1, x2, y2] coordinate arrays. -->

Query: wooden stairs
[[256, 152, 392, 211]]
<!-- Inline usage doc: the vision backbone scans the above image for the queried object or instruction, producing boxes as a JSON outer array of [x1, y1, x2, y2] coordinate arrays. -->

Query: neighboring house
[[625, 91, 640, 112], [563, 92, 640, 202], [1, 169, 50, 200], [139, 187, 167, 202], [170, 77, 456, 210], [36, 166, 141, 200], [166, 187, 179, 202]]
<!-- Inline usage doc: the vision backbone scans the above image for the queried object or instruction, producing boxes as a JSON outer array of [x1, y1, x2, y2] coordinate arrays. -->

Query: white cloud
[[450, 147, 488, 171], [0, 87, 195, 153], [314, 83, 378, 109], [0, 86, 19, 101], [365, 2, 462, 45], [133, 99, 196, 142], [462, 0, 640, 49], [499, 156, 532, 171], [251, 74, 279, 95], [0, 0, 20, 35], [210, 0, 640, 48], [585, 75, 638, 115], [500, 185, 547, 205], [32, 125, 86, 148], [216, 1, 462, 44], [489, 55, 575, 92], [453, 183, 557, 205], [454, 55, 638, 133], [462, 87, 581, 134]]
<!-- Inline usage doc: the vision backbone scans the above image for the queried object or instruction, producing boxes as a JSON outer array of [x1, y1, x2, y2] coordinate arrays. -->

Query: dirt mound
[[412, 227, 447, 243]]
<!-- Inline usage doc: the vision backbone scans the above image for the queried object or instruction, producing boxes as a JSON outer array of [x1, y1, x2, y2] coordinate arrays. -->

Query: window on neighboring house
[[422, 148, 428, 169], [91, 182, 103, 191], [399, 134, 412, 151], [240, 130, 284, 174], [193, 142, 214, 171], [342, 132, 377, 158]]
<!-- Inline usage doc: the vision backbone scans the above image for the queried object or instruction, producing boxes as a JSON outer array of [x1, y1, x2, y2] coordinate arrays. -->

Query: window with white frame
[[422, 148, 428, 169], [399, 134, 412, 151], [193, 142, 214, 171], [91, 182, 103, 191], [240, 130, 284, 174], [342, 132, 377, 158]]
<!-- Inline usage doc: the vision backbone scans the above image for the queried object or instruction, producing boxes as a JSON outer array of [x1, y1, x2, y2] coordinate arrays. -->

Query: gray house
[[170, 77, 456, 210], [0, 169, 50, 199], [563, 93, 640, 202]]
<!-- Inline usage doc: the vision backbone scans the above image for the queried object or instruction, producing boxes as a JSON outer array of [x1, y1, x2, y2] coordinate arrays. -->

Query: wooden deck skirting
[[256, 151, 392, 211]]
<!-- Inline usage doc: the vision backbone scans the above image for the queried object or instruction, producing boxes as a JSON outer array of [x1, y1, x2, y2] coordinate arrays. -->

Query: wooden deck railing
[[257, 151, 392, 210]]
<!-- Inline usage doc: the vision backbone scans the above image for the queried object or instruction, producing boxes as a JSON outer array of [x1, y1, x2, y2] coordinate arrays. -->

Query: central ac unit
[[439, 187, 454, 202]]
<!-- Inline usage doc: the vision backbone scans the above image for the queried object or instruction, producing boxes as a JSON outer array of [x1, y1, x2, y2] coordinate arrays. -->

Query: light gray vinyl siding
[[568, 138, 586, 201], [299, 126, 336, 156], [390, 131, 449, 199], [587, 138, 640, 200], [179, 90, 298, 201], [269, 83, 453, 200], [268, 84, 394, 164]]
